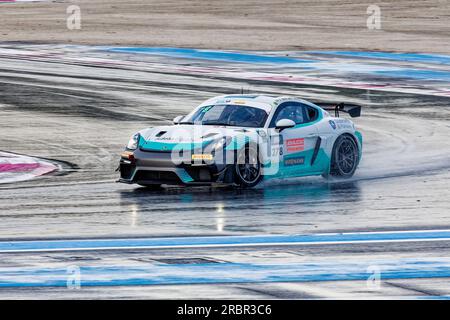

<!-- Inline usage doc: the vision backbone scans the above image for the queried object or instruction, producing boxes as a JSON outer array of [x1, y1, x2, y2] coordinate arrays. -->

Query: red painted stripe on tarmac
[[0, 163, 41, 172]]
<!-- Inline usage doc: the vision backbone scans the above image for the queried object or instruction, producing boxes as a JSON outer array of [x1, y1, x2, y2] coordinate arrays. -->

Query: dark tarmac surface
[[0, 44, 449, 298]]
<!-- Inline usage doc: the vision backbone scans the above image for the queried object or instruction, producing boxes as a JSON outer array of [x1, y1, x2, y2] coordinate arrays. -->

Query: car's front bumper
[[118, 148, 234, 186]]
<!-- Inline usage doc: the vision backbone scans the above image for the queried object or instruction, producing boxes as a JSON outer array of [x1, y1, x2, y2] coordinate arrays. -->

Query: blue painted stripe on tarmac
[[418, 296, 450, 300], [1, 258, 450, 287], [375, 69, 450, 81], [106, 47, 313, 64], [1, 230, 450, 252], [309, 51, 450, 65]]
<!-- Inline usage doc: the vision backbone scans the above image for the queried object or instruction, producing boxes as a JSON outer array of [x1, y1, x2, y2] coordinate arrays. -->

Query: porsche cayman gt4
[[118, 95, 362, 188]]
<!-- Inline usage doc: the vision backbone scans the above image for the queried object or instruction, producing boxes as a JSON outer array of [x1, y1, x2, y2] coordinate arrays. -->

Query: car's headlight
[[127, 133, 140, 150], [212, 136, 232, 150]]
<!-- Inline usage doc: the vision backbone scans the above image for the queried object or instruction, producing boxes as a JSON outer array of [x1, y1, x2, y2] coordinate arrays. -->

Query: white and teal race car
[[118, 95, 362, 188]]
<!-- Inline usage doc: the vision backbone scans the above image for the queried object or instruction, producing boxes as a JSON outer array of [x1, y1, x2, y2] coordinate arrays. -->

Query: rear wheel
[[329, 135, 359, 178], [234, 144, 262, 188]]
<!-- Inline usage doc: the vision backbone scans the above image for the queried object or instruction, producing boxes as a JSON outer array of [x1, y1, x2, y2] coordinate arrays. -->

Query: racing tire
[[328, 134, 359, 179], [234, 144, 262, 188]]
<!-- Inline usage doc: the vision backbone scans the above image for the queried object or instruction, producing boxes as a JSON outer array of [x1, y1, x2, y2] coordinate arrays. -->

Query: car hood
[[138, 125, 260, 151]]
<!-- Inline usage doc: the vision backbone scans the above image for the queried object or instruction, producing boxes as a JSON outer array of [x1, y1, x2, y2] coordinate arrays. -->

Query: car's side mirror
[[173, 116, 184, 124], [275, 119, 296, 132]]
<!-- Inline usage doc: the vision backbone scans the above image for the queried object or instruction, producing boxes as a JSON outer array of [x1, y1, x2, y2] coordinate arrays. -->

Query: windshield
[[181, 104, 268, 128]]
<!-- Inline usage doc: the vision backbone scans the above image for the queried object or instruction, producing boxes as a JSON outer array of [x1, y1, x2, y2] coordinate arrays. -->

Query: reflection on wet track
[[0, 44, 449, 298]]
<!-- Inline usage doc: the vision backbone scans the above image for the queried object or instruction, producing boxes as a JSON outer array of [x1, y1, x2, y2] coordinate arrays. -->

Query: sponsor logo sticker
[[335, 119, 353, 129], [192, 154, 213, 161], [155, 137, 172, 140], [285, 138, 304, 152], [284, 156, 305, 166]]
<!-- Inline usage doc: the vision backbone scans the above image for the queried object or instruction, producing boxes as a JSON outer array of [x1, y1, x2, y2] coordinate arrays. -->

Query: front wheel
[[234, 144, 262, 188], [328, 135, 359, 178]]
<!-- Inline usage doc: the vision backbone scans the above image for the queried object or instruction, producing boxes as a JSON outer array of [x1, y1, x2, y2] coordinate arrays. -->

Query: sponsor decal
[[328, 119, 353, 130], [216, 99, 231, 104], [334, 119, 353, 129], [273, 97, 294, 106], [284, 156, 305, 166], [285, 138, 304, 152], [155, 137, 172, 140], [192, 154, 213, 161], [329, 120, 337, 130]]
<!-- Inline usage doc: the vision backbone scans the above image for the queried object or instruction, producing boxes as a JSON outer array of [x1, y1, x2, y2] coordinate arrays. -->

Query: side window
[[270, 102, 307, 127], [305, 106, 318, 122]]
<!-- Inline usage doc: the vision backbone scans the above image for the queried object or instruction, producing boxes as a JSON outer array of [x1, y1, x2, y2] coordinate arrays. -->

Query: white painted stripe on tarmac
[[2, 229, 450, 253]]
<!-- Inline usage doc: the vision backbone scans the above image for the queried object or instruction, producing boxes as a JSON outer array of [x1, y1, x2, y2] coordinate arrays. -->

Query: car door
[[268, 101, 321, 177]]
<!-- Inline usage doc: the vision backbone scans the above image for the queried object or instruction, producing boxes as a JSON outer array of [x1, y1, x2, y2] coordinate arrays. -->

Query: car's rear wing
[[314, 102, 362, 118]]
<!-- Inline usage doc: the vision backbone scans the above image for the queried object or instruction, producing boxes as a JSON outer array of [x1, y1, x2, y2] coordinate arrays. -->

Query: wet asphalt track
[[0, 44, 449, 299]]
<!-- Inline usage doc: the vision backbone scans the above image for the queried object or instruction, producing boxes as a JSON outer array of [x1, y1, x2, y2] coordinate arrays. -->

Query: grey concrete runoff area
[[0, 0, 450, 299]]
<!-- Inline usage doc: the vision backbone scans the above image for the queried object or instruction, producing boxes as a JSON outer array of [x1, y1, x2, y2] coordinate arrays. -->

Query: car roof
[[198, 94, 320, 114]]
